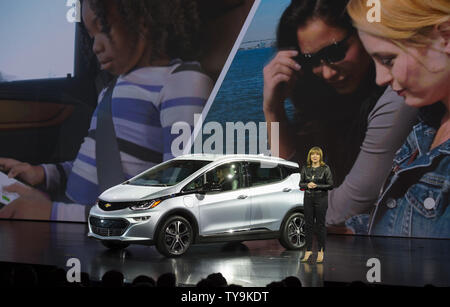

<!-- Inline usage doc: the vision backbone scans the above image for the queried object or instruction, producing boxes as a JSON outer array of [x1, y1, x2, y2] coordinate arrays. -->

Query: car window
[[247, 162, 282, 187], [206, 162, 244, 192], [128, 160, 211, 187], [183, 174, 205, 192], [0, 1, 76, 83], [280, 165, 299, 179]]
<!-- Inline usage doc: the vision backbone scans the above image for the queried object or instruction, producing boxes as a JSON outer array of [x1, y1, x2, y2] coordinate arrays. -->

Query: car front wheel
[[279, 212, 306, 250], [155, 216, 193, 257]]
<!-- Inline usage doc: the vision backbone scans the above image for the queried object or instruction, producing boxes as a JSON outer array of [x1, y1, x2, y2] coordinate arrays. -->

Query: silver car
[[88, 154, 305, 257]]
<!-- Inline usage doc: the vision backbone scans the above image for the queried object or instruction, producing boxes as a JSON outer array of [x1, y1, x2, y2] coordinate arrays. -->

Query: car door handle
[[237, 195, 248, 199], [283, 188, 292, 192]]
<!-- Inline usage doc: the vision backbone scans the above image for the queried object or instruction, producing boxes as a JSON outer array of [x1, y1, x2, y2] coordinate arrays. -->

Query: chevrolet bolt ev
[[88, 154, 305, 257]]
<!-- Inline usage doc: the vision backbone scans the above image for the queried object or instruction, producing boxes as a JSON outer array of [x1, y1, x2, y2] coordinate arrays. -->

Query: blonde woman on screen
[[346, 0, 450, 238]]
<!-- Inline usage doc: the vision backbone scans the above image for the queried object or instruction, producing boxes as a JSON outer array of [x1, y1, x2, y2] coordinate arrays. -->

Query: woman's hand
[[0, 183, 52, 220], [263, 50, 302, 114], [0, 158, 45, 186], [262, 50, 304, 159], [307, 182, 317, 189]]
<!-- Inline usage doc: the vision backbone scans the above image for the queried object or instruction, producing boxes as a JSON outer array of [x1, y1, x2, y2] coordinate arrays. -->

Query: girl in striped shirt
[[0, 0, 213, 221]]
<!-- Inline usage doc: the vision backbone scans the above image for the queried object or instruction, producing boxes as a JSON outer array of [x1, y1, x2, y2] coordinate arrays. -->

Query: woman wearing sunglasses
[[263, 0, 418, 229], [346, 0, 449, 238]]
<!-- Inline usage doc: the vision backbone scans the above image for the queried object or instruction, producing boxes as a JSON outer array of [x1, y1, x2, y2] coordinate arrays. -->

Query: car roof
[[173, 154, 299, 168]]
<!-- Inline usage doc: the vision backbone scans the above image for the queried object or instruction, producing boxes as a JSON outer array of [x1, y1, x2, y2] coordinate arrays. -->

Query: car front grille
[[89, 216, 129, 237], [98, 200, 131, 211]]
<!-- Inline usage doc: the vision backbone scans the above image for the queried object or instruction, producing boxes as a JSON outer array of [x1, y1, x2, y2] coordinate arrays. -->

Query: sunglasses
[[294, 33, 353, 69]]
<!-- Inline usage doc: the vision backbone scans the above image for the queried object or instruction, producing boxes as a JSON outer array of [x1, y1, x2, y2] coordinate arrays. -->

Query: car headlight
[[130, 199, 162, 211]]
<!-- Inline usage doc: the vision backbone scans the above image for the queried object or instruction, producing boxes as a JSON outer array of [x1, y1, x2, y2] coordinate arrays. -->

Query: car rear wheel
[[155, 216, 193, 257], [279, 212, 306, 250], [101, 240, 130, 250]]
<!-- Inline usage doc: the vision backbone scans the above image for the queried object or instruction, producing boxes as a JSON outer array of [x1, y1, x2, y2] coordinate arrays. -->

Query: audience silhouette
[[0, 263, 431, 287]]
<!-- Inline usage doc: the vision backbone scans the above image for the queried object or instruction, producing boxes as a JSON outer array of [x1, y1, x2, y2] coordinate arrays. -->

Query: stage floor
[[0, 220, 449, 287]]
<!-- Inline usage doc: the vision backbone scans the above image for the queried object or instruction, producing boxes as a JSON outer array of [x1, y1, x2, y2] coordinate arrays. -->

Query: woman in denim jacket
[[346, 0, 449, 238]]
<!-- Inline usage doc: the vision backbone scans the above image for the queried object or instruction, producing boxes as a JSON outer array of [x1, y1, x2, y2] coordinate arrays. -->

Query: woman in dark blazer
[[300, 147, 333, 263]]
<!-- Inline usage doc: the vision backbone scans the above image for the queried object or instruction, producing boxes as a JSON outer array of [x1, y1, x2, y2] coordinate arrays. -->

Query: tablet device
[[0, 171, 23, 206]]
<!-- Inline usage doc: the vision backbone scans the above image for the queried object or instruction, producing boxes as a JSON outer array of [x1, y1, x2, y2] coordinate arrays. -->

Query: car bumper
[[87, 205, 164, 242]]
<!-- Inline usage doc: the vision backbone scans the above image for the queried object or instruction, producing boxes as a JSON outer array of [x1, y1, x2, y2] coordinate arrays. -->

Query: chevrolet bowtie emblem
[[105, 203, 112, 208]]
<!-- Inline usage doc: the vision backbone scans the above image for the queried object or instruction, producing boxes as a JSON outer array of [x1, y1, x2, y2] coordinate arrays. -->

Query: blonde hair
[[347, 0, 450, 47], [307, 147, 325, 167]]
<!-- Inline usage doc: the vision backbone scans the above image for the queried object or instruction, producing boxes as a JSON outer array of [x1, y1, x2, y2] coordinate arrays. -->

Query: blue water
[[201, 47, 295, 154]]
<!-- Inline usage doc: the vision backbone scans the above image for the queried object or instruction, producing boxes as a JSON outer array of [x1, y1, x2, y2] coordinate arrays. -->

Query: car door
[[197, 161, 252, 236], [246, 161, 298, 231]]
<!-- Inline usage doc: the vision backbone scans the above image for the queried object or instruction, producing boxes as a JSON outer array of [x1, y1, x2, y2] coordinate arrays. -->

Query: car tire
[[101, 240, 130, 250], [279, 212, 306, 250], [155, 215, 193, 257]]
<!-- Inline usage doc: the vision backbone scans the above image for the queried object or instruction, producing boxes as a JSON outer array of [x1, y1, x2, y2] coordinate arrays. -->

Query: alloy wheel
[[287, 215, 305, 248], [164, 220, 192, 255]]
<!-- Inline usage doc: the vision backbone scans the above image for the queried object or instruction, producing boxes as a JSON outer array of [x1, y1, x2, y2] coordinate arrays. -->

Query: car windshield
[[127, 160, 211, 187]]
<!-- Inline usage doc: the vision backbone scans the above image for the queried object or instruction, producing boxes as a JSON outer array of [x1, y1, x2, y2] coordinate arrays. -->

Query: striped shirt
[[43, 60, 213, 221]]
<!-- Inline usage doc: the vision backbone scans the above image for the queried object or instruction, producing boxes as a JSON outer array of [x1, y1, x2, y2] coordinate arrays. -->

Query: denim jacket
[[346, 105, 450, 238]]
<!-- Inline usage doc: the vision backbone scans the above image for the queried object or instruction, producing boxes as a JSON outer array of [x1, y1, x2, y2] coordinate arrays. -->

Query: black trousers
[[304, 192, 328, 251]]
